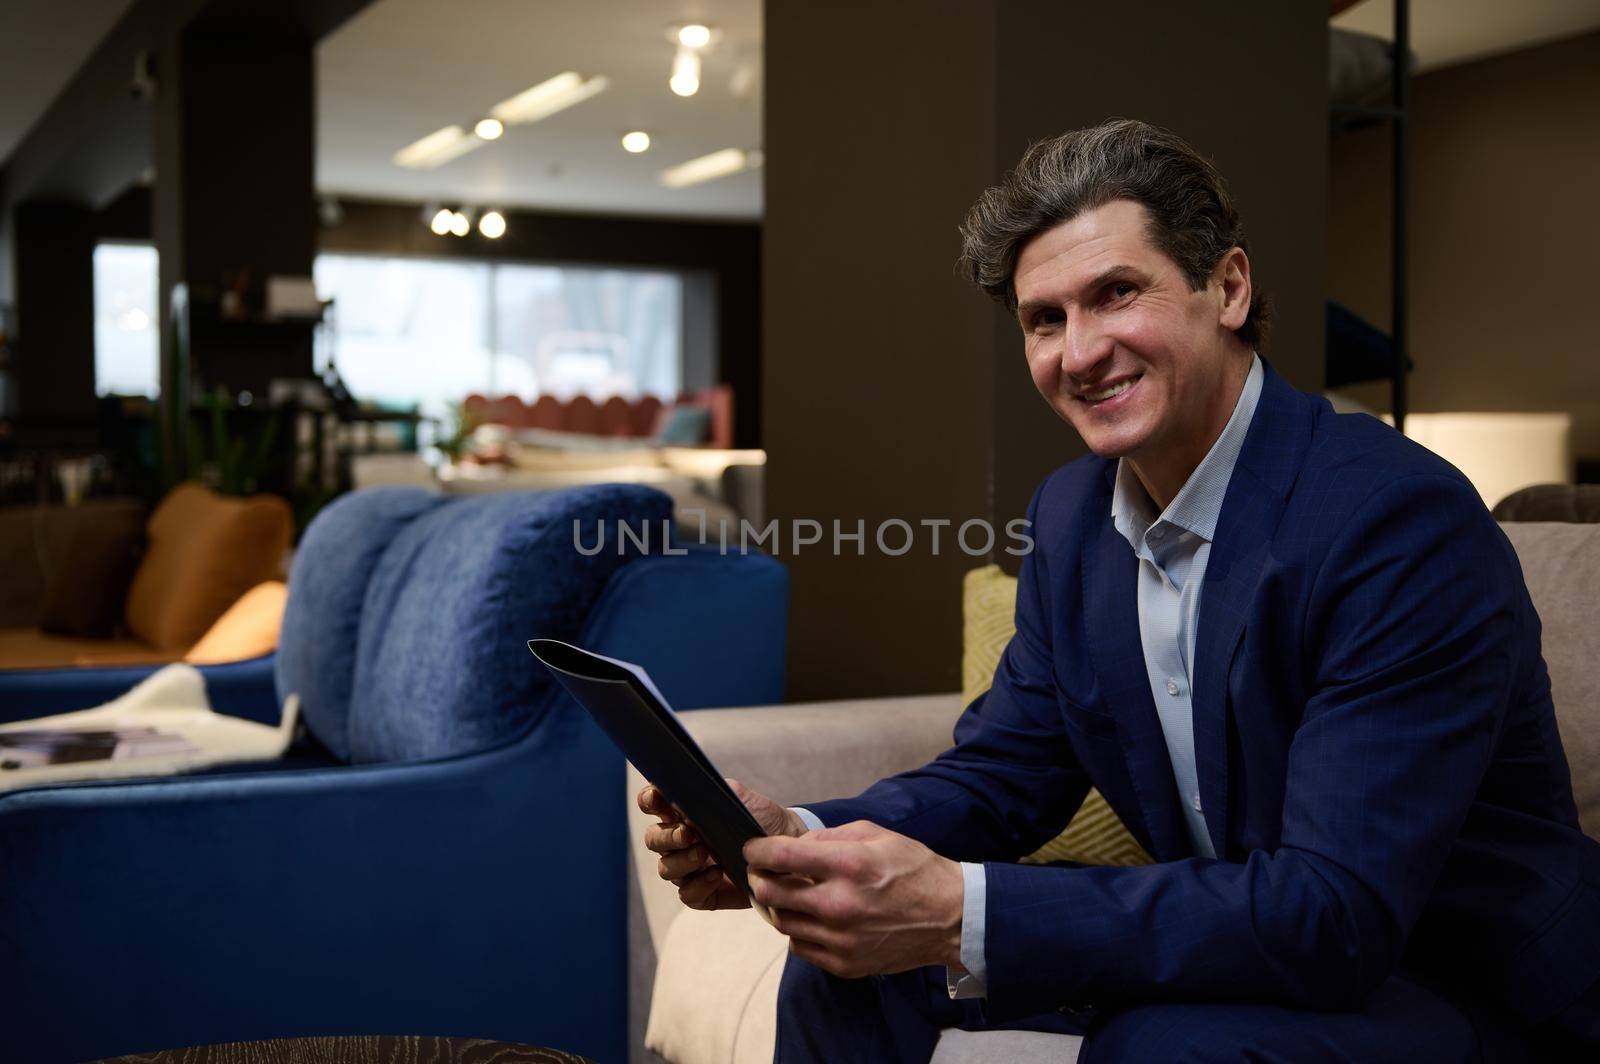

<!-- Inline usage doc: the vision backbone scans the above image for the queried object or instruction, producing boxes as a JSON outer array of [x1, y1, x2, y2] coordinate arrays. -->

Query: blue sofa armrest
[[579, 546, 788, 709], [0, 652, 281, 725], [0, 697, 627, 1064]]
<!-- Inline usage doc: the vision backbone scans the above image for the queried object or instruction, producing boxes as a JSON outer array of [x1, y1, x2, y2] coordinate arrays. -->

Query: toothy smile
[[1081, 376, 1140, 402]]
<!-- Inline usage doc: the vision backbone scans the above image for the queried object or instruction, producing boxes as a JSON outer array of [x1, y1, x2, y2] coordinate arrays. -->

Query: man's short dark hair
[[957, 118, 1269, 349]]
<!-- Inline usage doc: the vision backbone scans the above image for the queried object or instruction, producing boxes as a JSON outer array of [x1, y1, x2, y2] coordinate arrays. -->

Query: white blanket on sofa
[[0, 664, 298, 792]]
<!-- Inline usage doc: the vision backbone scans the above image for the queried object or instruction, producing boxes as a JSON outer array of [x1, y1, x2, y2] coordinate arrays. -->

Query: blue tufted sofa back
[[277, 484, 674, 763]]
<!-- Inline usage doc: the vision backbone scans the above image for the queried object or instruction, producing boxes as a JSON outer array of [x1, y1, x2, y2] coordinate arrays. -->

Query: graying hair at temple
[[956, 117, 1271, 350]]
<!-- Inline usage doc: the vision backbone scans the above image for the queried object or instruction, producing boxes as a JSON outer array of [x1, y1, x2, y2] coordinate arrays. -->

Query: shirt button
[[1191, 793, 1203, 813], [1166, 678, 1180, 696]]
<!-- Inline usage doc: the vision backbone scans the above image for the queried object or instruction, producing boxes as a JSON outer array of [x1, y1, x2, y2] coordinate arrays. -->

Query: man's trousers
[[771, 953, 1591, 1063]]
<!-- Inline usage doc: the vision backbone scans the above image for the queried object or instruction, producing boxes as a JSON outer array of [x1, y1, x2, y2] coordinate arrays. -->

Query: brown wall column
[[12, 202, 98, 423], [764, 0, 999, 701], [153, 27, 317, 400]]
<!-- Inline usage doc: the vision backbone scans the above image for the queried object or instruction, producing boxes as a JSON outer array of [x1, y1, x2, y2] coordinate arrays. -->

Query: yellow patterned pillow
[[963, 565, 1152, 867]]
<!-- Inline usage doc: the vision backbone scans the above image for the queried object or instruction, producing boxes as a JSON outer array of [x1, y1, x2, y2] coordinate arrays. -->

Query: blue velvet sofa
[[0, 484, 787, 1064]]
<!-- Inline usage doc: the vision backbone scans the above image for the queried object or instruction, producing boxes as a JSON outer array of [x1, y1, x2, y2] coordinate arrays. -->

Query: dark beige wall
[[1328, 31, 1600, 459], [765, 0, 1329, 701], [764, 0, 998, 701]]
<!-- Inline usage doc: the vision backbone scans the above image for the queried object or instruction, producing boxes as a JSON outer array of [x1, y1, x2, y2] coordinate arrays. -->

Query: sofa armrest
[[0, 700, 629, 1064], [625, 693, 963, 1064], [627, 693, 964, 968], [0, 652, 279, 725]]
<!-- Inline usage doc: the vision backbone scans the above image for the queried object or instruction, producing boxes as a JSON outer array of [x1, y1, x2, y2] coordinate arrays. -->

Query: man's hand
[[639, 778, 807, 911], [743, 820, 964, 979]]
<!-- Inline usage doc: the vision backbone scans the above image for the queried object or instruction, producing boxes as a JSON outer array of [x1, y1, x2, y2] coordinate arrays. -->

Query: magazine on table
[[0, 726, 200, 770]]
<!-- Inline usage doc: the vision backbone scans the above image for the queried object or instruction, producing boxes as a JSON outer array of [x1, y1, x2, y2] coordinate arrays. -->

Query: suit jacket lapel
[[1191, 362, 1312, 859], [1081, 468, 1190, 861]]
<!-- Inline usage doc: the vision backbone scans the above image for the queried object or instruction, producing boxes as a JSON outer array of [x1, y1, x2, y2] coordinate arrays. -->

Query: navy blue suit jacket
[[806, 363, 1600, 1027]]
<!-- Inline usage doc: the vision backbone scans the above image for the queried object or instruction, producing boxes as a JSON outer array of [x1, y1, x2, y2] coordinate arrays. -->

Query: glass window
[[93, 243, 159, 397], [85, 249, 687, 412], [492, 264, 682, 400], [313, 254, 509, 413], [314, 254, 683, 413]]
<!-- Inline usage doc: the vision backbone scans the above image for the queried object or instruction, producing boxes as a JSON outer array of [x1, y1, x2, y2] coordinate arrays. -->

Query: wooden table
[[93, 1035, 596, 1064]]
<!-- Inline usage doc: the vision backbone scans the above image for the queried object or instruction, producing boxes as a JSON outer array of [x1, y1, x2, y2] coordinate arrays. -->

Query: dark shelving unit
[[1330, 0, 1411, 430]]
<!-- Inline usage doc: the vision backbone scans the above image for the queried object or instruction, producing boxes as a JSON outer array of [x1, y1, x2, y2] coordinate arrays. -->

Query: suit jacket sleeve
[[976, 473, 1521, 1019], [800, 485, 1095, 863]]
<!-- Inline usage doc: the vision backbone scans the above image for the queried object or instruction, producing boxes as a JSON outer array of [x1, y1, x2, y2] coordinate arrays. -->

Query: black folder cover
[[528, 638, 769, 908]]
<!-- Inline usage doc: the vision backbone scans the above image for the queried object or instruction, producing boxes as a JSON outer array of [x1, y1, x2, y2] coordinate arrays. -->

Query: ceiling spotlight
[[450, 210, 471, 237], [394, 125, 482, 169], [658, 147, 760, 189], [621, 130, 651, 153], [474, 117, 505, 140], [491, 72, 609, 126], [677, 24, 712, 48], [430, 207, 456, 235], [478, 210, 506, 239], [669, 48, 701, 97]]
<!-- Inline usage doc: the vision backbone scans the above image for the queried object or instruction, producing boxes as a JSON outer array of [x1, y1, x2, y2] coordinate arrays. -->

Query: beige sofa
[[626, 521, 1600, 1064]]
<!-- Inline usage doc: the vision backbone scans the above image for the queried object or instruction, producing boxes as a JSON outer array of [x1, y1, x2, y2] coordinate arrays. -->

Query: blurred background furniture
[[464, 386, 735, 449], [627, 518, 1600, 1064], [0, 483, 788, 1064], [1493, 484, 1600, 524], [1399, 412, 1572, 511], [0, 481, 292, 718]]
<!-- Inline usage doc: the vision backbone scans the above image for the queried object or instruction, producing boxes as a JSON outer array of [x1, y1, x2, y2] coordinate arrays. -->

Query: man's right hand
[[639, 778, 807, 911]]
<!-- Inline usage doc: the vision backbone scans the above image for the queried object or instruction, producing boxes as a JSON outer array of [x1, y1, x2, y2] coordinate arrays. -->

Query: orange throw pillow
[[184, 581, 288, 664], [124, 483, 293, 651]]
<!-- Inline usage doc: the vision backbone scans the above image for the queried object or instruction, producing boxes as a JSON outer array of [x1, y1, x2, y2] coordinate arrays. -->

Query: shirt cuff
[[789, 807, 824, 832], [946, 862, 988, 999]]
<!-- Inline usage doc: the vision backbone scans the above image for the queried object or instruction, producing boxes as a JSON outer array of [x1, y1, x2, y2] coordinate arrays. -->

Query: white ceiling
[[7, 0, 1599, 220], [0, 0, 137, 164], [1332, 0, 1600, 72], [315, 0, 763, 220]]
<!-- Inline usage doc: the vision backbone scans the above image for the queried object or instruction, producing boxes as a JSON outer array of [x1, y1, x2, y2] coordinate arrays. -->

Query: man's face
[[1013, 199, 1245, 469]]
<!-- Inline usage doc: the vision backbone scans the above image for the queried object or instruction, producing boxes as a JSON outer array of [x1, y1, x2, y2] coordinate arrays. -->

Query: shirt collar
[[1111, 353, 1264, 551]]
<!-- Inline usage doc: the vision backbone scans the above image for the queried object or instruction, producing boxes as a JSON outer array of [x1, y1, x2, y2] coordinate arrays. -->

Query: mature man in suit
[[640, 119, 1600, 1061]]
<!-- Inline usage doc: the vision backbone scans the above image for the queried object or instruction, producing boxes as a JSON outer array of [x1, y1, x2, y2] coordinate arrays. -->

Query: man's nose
[[1061, 315, 1114, 381]]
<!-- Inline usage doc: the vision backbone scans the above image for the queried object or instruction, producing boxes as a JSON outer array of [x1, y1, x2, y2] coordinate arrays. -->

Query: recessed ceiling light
[[394, 125, 482, 169], [478, 210, 506, 239], [490, 72, 609, 125], [474, 117, 505, 140], [621, 131, 652, 153], [449, 210, 471, 237], [430, 207, 456, 235], [659, 147, 760, 189], [669, 49, 700, 97], [678, 24, 712, 48]]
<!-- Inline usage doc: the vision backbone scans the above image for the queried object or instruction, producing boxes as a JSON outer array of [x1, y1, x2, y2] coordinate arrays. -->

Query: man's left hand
[[743, 820, 965, 979]]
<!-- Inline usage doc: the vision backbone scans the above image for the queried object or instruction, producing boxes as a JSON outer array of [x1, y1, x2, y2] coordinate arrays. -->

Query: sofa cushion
[[37, 505, 146, 637], [0, 499, 146, 630], [275, 487, 446, 762], [185, 581, 287, 665], [1500, 522, 1600, 837], [646, 906, 788, 1064], [963, 565, 1152, 867], [346, 484, 674, 764], [124, 482, 293, 651]]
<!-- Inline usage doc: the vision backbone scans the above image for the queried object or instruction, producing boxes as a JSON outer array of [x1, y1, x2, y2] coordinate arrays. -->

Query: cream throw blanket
[[0, 664, 299, 792]]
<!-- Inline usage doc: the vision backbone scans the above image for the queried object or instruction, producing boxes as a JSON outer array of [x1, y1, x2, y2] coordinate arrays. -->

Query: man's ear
[[1214, 247, 1251, 332]]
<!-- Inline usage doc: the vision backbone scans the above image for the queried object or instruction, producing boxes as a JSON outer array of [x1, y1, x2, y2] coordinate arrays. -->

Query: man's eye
[[1032, 311, 1064, 329], [1108, 283, 1136, 301]]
